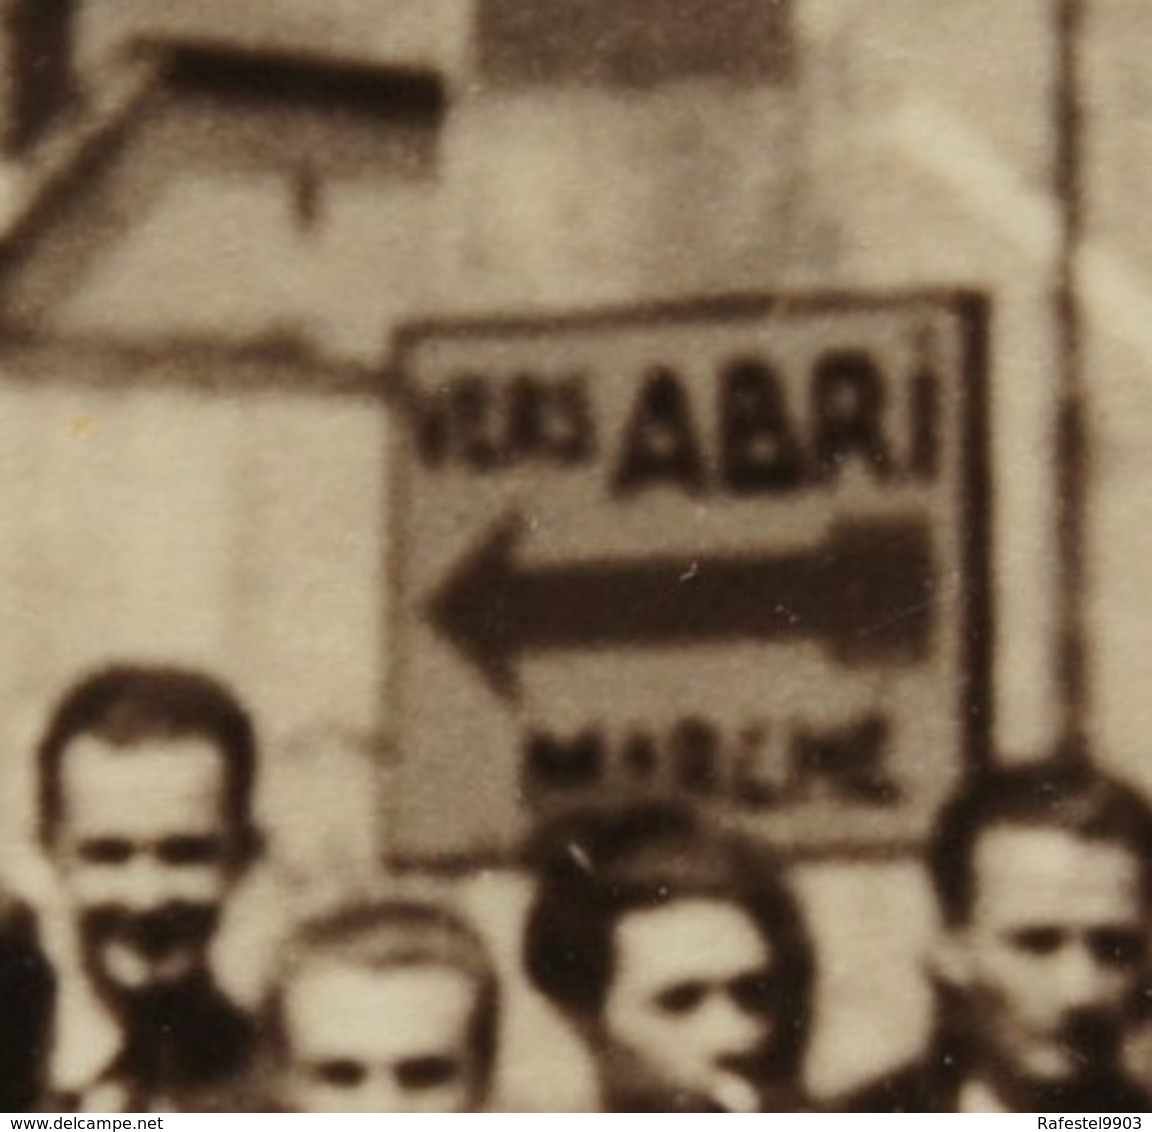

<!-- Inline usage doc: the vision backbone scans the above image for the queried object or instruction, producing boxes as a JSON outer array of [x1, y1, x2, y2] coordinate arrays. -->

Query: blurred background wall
[[0, 0, 1147, 1106]]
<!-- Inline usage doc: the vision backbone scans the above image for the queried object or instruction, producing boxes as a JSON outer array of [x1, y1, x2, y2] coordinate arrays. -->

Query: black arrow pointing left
[[427, 512, 936, 702]]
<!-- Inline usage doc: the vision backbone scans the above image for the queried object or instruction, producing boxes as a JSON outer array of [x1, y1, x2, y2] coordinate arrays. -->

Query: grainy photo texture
[[0, 0, 1148, 1114]]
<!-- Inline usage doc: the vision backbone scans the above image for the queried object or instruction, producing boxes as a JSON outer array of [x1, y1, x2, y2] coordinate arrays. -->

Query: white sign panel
[[390, 292, 989, 861]]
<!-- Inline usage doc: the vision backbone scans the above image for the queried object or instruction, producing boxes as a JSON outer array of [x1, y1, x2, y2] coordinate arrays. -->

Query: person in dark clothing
[[0, 900, 54, 1111], [524, 802, 814, 1112], [843, 761, 1152, 1113], [35, 664, 261, 1111]]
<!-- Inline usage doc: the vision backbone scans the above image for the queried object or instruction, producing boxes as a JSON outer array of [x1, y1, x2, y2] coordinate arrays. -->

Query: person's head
[[929, 761, 1152, 1101], [266, 899, 499, 1113], [38, 664, 259, 1005], [524, 802, 813, 1111]]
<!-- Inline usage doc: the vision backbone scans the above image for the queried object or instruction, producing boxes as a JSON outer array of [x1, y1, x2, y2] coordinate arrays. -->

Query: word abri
[[411, 352, 940, 492]]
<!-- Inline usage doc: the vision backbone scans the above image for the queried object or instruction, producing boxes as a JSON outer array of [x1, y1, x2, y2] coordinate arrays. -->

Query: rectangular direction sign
[[389, 292, 989, 862]]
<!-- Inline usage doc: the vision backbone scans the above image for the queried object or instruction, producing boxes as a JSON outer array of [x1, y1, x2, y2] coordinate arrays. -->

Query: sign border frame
[[386, 287, 992, 869]]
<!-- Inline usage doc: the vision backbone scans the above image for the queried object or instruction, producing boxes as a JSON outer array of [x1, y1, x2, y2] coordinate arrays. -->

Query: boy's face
[[944, 825, 1148, 1097], [599, 897, 778, 1110], [282, 959, 485, 1112], [52, 735, 239, 1003]]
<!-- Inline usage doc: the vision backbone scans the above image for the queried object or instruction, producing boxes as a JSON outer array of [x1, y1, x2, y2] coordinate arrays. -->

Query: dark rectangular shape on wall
[[1, 0, 75, 155], [477, 0, 794, 87]]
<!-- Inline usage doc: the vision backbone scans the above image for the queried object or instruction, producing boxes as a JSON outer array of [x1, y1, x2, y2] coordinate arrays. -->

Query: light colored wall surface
[[4, 0, 1147, 1104]]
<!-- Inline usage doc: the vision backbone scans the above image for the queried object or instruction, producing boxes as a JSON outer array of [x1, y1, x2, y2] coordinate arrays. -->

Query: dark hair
[[266, 898, 500, 1090], [929, 761, 1152, 926], [37, 663, 258, 845], [523, 802, 814, 1081]]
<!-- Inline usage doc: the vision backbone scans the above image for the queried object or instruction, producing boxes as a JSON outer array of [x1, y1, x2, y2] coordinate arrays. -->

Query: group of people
[[2, 661, 1152, 1112]]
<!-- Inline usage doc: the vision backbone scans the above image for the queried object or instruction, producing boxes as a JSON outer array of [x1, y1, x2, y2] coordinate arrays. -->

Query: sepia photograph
[[0, 0, 1148, 1114]]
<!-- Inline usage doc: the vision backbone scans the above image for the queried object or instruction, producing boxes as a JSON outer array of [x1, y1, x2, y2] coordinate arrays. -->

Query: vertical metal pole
[[1054, 0, 1088, 753]]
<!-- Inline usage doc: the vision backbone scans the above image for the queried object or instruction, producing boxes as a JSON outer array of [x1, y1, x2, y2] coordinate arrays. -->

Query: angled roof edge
[[0, 37, 447, 331], [0, 56, 159, 270]]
